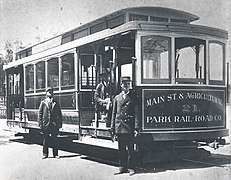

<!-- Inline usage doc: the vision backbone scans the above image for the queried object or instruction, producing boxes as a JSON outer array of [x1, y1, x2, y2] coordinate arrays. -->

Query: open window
[[175, 37, 206, 84], [80, 54, 96, 89]]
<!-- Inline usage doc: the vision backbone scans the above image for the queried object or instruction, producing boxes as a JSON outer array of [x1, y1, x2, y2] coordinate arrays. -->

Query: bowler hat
[[120, 76, 131, 83], [46, 87, 53, 92]]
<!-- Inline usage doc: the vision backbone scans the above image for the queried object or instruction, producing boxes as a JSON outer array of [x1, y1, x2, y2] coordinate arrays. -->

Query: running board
[[80, 126, 112, 138]]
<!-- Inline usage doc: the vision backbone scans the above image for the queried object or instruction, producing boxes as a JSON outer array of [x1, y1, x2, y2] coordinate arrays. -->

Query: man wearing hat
[[111, 76, 140, 176], [94, 68, 112, 127], [38, 87, 62, 159]]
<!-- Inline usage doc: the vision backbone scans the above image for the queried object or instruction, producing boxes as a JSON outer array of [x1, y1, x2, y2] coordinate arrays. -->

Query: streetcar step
[[73, 135, 117, 150]]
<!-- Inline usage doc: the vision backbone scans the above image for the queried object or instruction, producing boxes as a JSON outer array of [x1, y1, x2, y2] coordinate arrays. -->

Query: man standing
[[38, 87, 62, 159], [111, 76, 139, 176], [94, 68, 112, 127]]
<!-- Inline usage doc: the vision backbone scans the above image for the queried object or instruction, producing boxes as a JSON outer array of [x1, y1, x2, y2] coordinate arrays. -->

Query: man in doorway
[[94, 68, 112, 127], [38, 87, 62, 159], [111, 76, 140, 176]]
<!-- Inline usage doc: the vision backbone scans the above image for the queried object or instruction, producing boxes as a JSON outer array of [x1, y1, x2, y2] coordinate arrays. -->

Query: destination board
[[142, 89, 226, 130]]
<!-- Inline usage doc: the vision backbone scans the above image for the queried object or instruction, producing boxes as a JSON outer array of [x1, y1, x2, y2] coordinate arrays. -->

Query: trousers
[[42, 128, 59, 157], [117, 133, 135, 171]]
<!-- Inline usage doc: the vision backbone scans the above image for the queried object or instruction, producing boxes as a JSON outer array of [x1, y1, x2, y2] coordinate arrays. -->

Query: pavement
[[0, 118, 231, 180]]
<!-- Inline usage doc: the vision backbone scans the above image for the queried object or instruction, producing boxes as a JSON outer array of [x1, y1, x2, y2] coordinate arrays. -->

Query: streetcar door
[[116, 48, 134, 89], [114, 35, 135, 92], [5, 65, 24, 120]]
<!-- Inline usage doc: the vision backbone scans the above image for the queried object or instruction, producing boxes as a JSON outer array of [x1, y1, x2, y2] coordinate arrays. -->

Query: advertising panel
[[142, 89, 226, 130]]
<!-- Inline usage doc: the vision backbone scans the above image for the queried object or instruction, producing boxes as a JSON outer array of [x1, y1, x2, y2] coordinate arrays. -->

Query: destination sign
[[142, 89, 226, 130]]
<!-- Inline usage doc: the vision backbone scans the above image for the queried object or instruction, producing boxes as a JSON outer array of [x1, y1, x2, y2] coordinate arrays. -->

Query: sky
[[0, 0, 231, 58]]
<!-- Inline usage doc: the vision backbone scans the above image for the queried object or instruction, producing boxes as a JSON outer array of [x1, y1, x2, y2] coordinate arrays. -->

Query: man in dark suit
[[94, 68, 112, 127], [38, 87, 62, 159], [111, 76, 139, 176]]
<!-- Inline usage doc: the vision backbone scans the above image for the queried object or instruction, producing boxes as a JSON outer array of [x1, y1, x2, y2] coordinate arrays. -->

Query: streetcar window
[[90, 22, 105, 34], [7, 74, 20, 95], [16, 48, 32, 60], [107, 15, 124, 29], [27, 48, 32, 56], [62, 34, 72, 44], [121, 64, 132, 78], [175, 38, 205, 84], [141, 36, 170, 83], [150, 16, 168, 23], [8, 74, 14, 94], [20, 51, 27, 59], [129, 14, 148, 21], [170, 19, 188, 23], [61, 54, 75, 89], [47, 58, 59, 89], [14, 74, 20, 94], [25, 64, 34, 92], [36, 61, 45, 91], [80, 54, 96, 89], [209, 42, 224, 84], [73, 29, 88, 40]]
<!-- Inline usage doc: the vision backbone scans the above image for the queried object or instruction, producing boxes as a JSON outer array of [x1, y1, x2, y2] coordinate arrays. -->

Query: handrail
[[227, 62, 230, 103]]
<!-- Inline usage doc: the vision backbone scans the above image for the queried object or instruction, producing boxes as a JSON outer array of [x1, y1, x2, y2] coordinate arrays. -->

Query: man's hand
[[103, 98, 110, 106]]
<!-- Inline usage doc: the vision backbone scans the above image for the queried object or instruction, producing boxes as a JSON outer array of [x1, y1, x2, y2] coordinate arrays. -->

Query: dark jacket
[[38, 98, 62, 131], [111, 91, 139, 134]]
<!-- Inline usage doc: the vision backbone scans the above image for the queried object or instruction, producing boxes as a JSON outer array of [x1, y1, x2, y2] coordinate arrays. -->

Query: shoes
[[114, 169, 135, 176], [54, 156, 60, 159], [114, 169, 128, 175], [42, 155, 47, 159], [129, 169, 136, 176]]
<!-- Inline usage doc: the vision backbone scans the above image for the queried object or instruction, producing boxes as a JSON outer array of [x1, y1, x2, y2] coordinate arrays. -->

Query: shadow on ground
[[9, 134, 231, 175]]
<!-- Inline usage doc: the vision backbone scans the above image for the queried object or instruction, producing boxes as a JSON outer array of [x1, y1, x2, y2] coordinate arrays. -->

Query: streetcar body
[[4, 7, 229, 151]]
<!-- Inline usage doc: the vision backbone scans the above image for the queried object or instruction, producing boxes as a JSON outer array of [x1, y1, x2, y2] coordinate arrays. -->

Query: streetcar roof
[[120, 6, 200, 21], [3, 6, 228, 70], [15, 6, 199, 54]]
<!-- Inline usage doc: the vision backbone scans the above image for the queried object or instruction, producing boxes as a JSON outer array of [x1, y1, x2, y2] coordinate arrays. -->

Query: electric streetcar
[[4, 7, 229, 159]]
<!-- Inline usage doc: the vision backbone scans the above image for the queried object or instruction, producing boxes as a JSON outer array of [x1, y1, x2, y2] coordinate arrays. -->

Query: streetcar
[[4, 7, 229, 160]]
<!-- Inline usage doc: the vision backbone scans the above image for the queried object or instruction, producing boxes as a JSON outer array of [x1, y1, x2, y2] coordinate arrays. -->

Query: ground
[[0, 119, 230, 180]]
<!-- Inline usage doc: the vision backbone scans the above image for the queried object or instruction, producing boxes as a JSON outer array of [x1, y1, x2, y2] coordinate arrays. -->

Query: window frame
[[25, 64, 35, 93], [61, 53, 75, 90], [141, 35, 171, 84], [208, 41, 225, 85], [47, 57, 59, 90], [79, 53, 98, 91], [35, 61, 46, 92], [174, 37, 206, 84]]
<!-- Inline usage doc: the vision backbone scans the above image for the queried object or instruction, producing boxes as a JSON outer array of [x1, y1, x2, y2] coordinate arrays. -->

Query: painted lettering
[[174, 115, 192, 123], [146, 116, 171, 123], [185, 92, 223, 106], [146, 96, 165, 106]]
